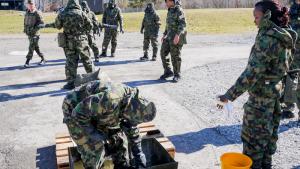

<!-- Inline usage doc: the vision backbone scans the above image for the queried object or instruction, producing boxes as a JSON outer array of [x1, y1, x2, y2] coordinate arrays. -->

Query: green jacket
[[141, 11, 160, 37], [225, 12, 296, 100], [24, 9, 44, 36], [163, 5, 187, 43], [46, 0, 92, 37], [102, 6, 123, 30]]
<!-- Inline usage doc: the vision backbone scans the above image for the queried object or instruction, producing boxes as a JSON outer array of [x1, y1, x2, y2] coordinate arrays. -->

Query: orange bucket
[[220, 152, 252, 169]]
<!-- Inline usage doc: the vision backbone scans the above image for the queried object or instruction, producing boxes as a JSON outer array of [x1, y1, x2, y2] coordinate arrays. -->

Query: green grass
[[0, 8, 256, 34]]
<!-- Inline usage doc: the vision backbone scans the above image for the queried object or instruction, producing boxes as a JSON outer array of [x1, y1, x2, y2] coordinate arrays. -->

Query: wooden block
[[137, 122, 155, 128], [56, 142, 74, 151], [56, 133, 70, 139], [56, 149, 69, 157], [56, 137, 72, 144], [58, 167, 70, 169], [156, 137, 169, 143], [139, 127, 157, 133], [57, 156, 69, 167], [160, 141, 175, 151]]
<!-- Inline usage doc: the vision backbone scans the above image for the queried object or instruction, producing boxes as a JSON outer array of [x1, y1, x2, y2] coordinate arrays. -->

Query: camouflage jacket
[[141, 11, 160, 37], [46, 0, 92, 37], [289, 3, 300, 30], [163, 5, 187, 42], [83, 8, 99, 34], [225, 12, 296, 100], [62, 80, 156, 136], [102, 6, 123, 30], [24, 9, 44, 36]]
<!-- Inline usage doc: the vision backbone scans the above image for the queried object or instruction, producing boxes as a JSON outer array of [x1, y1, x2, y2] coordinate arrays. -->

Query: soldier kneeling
[[62, 80, 157, 169]]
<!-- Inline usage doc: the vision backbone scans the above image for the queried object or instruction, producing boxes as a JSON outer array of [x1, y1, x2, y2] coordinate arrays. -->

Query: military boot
[[24, 59, 30, 68], [151, 55, 157, 61], [159, 69, 174, 80], [140, 53, 149, 61], [100, 51, 107, 58], [95, 54, 100, 63], [281, 110, 295, 119], [62, 82, 75, 90], [38, 56, 46, 65], [111, 53, 116, 57], [172, 74, 181, 83]]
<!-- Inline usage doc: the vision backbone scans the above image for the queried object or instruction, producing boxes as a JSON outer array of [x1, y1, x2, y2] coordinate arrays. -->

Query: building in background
[[0, 0, 25, 10], [0, 0, 106, 13]]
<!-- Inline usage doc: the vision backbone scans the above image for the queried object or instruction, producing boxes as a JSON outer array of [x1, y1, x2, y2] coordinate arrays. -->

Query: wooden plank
[[139, 127, 157, 133], [56, 137, 72, 144], [58, 167, 70, 169], [156, 137, 169, 143], [56, 149, 69, 157], [160, 141, 175, 151], [56, 133, 70, 139], [56, 142, 74, 151], [57, 156, 69, 167], [137, 122, 155, 128]]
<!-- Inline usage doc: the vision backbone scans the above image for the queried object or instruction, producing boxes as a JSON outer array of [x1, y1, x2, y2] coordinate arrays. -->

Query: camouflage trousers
[[26, 35, 44, 60], [102, 29, 118, 54], [143, 34, 158, 58], [66, 121, 129, 169], [63, 39, 94, 84], [160, 38, 183, 76], [242, 96, 281, 169], [88, 34, 100, 58], [282, 76, 300, 115]]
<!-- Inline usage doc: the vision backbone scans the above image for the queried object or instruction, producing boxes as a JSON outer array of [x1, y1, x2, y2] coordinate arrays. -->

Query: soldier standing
[[44, 0, 94, 90], [281, 0, 300, 119], [160, 0, 187, 83], [140, 3, 161, 61], [23, 0, 46, 68], [62, 80, 156, 169], [218, 1, 296, 168], [100, 0, 124, 58], [81, 1, 101, 63]]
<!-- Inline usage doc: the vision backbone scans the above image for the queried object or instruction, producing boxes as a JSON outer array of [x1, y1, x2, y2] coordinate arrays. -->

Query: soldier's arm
[[224, 38, 278, 101], [36, 11, 45, 25], [102, 10, 107, 24], [117, 8, 124, 30], [83, 13, 93, 32], [71, 94, 109, 143], [141, 16, 145, 32], [155, 13, 161, 26], [45, 15, 63, 29], [176, 8, 186, 35]]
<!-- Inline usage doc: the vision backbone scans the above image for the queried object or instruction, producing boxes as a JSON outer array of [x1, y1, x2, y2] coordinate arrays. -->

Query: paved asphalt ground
[[0, 32, 299, 169]]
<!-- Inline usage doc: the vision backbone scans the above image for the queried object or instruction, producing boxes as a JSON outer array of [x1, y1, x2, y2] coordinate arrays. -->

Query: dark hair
[[255, 0, 289, 27]]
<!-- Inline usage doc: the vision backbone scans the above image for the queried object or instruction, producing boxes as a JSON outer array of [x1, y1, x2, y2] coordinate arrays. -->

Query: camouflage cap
[[27, 0, 34, 4], [109, 0, 116, 4], [122, 89, 157, 125], [81, 0, 88, 7]]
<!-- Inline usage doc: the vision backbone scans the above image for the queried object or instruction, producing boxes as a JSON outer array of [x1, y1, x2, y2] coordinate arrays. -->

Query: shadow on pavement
[[0, 59, 66, 72], [0, 79, 66, 91], [0, 89, 68, 102], [291, 165, 300, 169], [124, 79, 170, 87], [36, 145, 56, 169], [95, 59, 144, 67], [168, 121, 299, 154]]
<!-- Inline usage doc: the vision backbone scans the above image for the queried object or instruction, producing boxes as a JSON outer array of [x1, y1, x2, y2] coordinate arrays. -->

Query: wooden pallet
[[55, 122, 175, 169]]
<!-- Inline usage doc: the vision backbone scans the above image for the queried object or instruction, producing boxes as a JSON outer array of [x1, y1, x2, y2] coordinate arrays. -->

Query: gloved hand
[[217, 95, 229, 109], [120, 28, 124, 34], [140, 29, 143, 34], [37, 24, 45, 29]]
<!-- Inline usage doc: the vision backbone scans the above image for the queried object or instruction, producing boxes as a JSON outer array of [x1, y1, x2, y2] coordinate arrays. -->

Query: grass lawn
[[0, 8, 256, 34]]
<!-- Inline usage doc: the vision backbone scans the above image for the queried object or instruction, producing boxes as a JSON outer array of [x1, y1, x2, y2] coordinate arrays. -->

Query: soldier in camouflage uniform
[[100, 0, 124, 58], [23, 0, 46, 68], [281, 0, 300, 119], [218, 1, 297, 168], [140, 3, 161, 61], [81, 1, 101, 63], [44, 0, 94, 90], [160, 0, 187, 83], [62, 80, 156, 169]]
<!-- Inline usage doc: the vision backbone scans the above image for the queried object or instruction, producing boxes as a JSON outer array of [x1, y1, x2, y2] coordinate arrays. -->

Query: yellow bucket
[[220, 152, 253, 169]]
